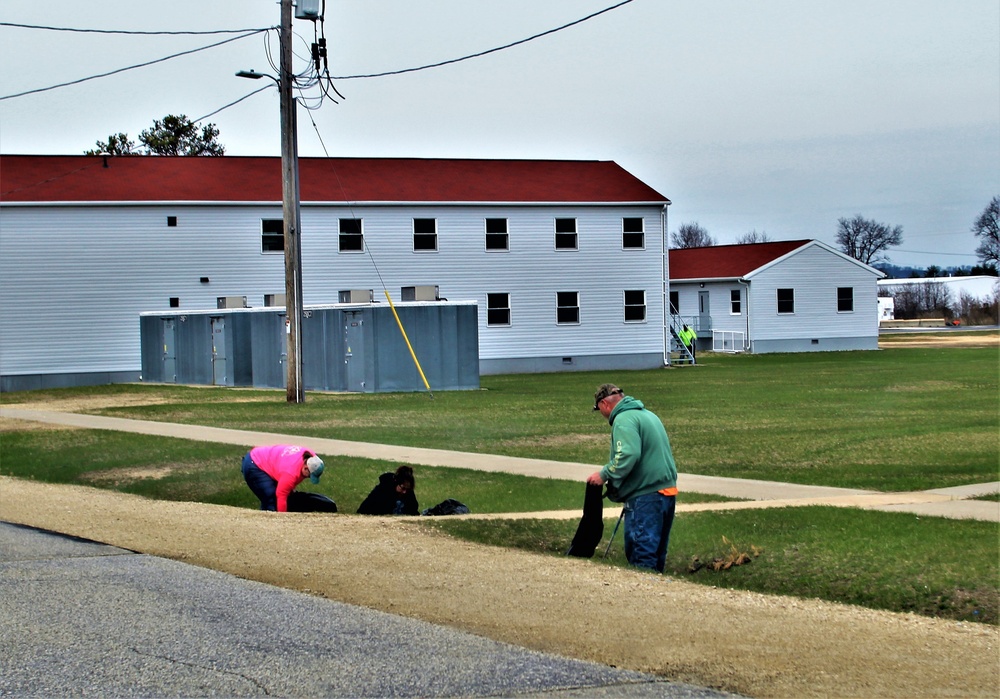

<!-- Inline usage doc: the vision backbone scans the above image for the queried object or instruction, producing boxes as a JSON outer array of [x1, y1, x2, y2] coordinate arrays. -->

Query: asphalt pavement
[[0, 522, 738, 698]]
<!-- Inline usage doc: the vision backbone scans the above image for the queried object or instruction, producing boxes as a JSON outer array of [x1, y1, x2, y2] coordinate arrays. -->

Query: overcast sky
[[2, 0, 998, 269]]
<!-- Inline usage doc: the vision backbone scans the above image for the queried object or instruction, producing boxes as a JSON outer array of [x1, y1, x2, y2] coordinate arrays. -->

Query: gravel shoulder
[[1, 476, 996, 699]]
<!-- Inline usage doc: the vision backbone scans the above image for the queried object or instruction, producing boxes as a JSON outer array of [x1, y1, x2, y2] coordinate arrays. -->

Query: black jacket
[[357, 472, 419, 515]]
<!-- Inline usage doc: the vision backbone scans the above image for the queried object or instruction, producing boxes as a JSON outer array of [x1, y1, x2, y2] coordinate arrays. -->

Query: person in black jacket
[[357, 465, 418, 515]]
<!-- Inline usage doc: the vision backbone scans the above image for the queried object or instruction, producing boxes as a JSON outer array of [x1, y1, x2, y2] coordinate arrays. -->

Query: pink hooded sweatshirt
[[249, 444, 311, 512]]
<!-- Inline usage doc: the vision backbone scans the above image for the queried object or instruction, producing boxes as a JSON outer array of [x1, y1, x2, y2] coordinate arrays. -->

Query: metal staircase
[[668, 314, 696, 365]]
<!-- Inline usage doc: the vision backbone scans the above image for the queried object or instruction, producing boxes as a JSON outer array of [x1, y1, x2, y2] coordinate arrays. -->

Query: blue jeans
[[242, 452, 278, 511], [623, 491, 676, 573]]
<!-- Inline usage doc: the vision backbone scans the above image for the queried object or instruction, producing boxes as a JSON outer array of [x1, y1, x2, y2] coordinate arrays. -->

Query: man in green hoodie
[[587, 383, 678, 573]]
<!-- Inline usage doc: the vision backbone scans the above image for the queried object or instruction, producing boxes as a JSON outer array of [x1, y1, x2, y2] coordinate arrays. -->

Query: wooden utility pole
[[279, 0, 305, 403]]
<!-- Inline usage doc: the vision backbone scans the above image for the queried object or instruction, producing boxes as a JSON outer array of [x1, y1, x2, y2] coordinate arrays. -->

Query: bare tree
[[971, 196, 999, 268], [835, 215, 903, 265], [884, 282, 952, 320], [734, 229, 772, 245], [670, 222, 716, 249]]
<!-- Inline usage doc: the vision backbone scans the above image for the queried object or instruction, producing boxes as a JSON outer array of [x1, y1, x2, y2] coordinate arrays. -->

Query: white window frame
[[261, 218, 283, 254], [486, 292, 511, 326], [624, 289, 646, 323], [485, 218, 509, 252], [555, 218, 578, 251], [777, 288, 795, 315], [556, 291, 580, 324], [413, 218, 438, 252], [730, 289, 742, 315], [622, 217, 645, 250], [338, 218, 364, 253], [837, 286, 854, 313]]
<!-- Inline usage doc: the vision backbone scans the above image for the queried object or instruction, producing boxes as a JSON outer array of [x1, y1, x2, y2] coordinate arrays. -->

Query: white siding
[[747, 245, 879, 345], [0, 203, 666, 378]]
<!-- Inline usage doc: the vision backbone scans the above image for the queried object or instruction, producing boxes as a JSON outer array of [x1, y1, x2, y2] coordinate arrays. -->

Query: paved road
[[0, 522, 737, 698]]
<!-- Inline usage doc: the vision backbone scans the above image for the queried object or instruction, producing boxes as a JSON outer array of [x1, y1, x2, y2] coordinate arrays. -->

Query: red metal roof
[[0, 155, 669, 204], [669, 240, 811, 280]]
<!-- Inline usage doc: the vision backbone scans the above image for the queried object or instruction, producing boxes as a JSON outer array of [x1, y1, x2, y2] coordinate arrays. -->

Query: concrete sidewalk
[[2, 406, 997, 522]]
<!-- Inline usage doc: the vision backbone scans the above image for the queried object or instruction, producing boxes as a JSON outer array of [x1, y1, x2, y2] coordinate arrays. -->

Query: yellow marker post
[[384, 289, 433, 396]]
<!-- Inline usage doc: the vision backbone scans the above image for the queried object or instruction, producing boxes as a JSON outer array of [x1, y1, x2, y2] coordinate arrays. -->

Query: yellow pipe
[[384, 289, 432, 394]]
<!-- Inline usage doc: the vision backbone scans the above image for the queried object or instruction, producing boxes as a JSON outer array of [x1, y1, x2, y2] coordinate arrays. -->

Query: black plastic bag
[[420, 499, 470, 516]]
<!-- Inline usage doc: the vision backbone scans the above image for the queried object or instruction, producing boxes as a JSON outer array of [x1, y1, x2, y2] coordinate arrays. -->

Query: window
[[486, 218, 508, 251], [169, 297, 180, 308], [262, 218, 283, 253], [624, 290, 646, 322], [339, 218, 363, 252], [838, 287, 854, 312], [730, 289, 742, 314], [557, 291, 580, 324], [167, 216, 177, 227], [487, 293, 511, 326], [777, 288, 795, 314], [622, 217, 644, 249], [555, 218, 577, 250], [669, 291, 679, 314], [413, 218, 437, 251]]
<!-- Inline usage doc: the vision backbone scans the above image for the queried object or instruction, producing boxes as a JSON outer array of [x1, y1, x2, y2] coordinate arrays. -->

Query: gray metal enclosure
[[139, 302, 479, 393]]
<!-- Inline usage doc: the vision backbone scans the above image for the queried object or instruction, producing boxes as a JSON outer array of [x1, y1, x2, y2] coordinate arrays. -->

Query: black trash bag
[[566, 482, 605, 558], [420, 499, 470, 516], [286, 491, 338, 513]]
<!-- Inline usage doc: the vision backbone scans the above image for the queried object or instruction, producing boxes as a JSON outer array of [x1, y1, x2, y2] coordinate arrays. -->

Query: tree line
[[670, 196, 999, 276]]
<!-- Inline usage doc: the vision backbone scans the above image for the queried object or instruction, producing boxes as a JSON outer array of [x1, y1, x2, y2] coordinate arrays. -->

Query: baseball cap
[[593, 383, 623, 410], [306, 455, 325, 484]]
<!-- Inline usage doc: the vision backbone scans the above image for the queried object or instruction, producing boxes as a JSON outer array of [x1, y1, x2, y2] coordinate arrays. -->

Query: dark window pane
[[838, 287, 854, 312], [777, 288, 794, 314]]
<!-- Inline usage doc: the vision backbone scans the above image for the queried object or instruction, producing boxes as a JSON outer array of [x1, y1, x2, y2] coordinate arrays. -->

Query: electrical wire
[[330, 0, 636, 80], [0, 22, 271, 35], [0, 29, 270, 101], [194, 85, 275, 123]]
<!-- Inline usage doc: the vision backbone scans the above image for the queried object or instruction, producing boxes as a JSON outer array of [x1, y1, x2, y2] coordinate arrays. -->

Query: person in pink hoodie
[[241, 444, 325, 512]]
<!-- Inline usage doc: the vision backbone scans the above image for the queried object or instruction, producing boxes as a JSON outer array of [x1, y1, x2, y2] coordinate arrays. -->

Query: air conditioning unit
[[217, 296, 248, 309], [401, 285, 439, 302], [264, 293, 286, 307], [339, 289, 374, 304]]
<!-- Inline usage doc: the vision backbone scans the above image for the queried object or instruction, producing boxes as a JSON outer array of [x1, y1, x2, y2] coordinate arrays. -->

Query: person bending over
[[586, 383, 678, 573], [241, 444, 325, 512], [357, 465, 418, 515]]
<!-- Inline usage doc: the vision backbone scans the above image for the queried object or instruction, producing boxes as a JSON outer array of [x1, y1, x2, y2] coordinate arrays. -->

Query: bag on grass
[[287, 491, 338, 513], [420, 499, 470, 516]]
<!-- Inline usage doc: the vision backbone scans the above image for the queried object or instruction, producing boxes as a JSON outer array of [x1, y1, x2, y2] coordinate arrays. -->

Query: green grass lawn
[[2, 345, 997, 624], [8, 345, 997, 492]]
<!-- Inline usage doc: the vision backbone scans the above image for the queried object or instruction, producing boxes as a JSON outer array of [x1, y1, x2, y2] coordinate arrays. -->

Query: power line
[[331, 0, 636, 80], [0, 22, 272, 35], [194, 85, 275, 123], [0, 29, 270, 101]]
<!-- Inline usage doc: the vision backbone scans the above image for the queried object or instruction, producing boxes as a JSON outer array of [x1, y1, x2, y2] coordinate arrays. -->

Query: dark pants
[[623, 492, 676, 573], [242, 452, 277, 511]]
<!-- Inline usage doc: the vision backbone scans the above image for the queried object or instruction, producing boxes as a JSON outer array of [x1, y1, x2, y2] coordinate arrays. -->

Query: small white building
[[0, 154, 672, 391], [668, 240, 884, 353]]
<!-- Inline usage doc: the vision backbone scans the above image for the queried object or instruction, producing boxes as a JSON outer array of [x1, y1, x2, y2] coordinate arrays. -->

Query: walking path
[[3, 406, 997, 522]]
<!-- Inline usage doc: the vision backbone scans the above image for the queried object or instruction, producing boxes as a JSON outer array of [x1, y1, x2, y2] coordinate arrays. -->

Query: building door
[[211, 316, 227, 386], [162, 318, 176, 383], [344, 311, 366, 391], [698, 290, 710, 332]]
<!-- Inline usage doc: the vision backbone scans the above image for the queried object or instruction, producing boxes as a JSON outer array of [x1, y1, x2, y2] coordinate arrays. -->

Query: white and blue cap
[[306, 455, 325, 484]]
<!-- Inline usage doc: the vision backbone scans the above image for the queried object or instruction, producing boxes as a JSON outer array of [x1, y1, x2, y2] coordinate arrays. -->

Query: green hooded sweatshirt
[[599, 396, 678, 502]]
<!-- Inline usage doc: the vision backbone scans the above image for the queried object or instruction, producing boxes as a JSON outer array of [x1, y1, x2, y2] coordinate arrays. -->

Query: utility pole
[[279, 0, 305, 403]]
